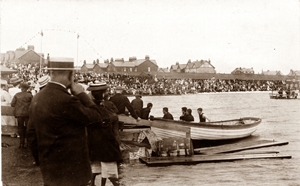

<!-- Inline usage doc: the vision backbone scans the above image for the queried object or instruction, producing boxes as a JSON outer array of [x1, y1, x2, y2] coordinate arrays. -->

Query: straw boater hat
[[38, 75, 51, 88], [87, 82, 109, 91], [9, 77, 23, 84], [45, 57, 79, 70]]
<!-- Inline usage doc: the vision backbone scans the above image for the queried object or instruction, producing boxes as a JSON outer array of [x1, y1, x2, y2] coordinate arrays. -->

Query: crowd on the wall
[[2, 63, 299, 96]]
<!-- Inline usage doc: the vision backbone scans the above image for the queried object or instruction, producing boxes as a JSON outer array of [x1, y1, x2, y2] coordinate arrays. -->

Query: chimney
[[115, 58, 124, 62], [28, 45, 35, 51], [16, 48, 25, 51], [145, 55, 150, 60], [129, 56, 137, 62]]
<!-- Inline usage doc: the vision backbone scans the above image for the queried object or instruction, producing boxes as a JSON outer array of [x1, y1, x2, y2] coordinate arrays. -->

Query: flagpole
[[77, 34, 79, 67], [40, 30, 43, 76]]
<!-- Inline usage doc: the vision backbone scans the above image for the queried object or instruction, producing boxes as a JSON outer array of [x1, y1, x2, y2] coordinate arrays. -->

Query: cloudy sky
[[1, 0, 299, 74]]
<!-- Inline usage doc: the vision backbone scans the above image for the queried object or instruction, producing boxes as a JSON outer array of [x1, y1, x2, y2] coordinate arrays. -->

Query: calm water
[[108, 92, 300, 186]]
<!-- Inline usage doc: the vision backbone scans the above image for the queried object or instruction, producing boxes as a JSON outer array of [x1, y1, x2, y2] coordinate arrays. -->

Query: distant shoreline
[[126, 91, 271, 97]]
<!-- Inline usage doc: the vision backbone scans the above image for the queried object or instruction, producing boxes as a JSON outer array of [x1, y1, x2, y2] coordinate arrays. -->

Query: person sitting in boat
[[162, 107, 174, 120], [141, 102, 153, 120], [197, 108, 211, 122], [179, 107, 187, 121], [181, 108, 194, 122]]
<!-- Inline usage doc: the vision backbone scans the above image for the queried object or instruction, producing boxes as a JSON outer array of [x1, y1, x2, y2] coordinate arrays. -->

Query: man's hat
[[9, 77, 23, 84], [46, 57, 79, 70], [38, 75, 51, 88], [87, 82, 109, 91]]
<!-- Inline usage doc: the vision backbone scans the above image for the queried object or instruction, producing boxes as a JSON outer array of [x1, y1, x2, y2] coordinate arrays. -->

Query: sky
[[0, 0, 299, 74]]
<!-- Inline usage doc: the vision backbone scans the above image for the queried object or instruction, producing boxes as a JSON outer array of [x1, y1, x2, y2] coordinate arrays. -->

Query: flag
[[40, 31, 43, 36], [77, 34, 80, 39]]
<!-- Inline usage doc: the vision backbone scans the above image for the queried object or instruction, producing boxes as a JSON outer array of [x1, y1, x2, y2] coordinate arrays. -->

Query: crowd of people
[[3, 61, 298, 185], [2, 62, 298, 97]]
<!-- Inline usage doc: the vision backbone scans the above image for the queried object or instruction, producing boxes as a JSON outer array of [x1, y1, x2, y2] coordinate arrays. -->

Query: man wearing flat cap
[[11, 82, 32, 149], [27, 57, 103, 186]]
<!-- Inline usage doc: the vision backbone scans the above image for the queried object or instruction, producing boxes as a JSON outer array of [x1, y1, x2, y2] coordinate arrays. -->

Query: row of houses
[[1, 45, 299, 79]]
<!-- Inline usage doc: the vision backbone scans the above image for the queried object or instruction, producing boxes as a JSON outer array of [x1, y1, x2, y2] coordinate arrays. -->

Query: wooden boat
[[118, 115, 261, 140]]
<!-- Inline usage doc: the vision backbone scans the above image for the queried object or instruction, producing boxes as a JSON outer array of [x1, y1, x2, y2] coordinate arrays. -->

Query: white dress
[[1, 88, 16, 126]]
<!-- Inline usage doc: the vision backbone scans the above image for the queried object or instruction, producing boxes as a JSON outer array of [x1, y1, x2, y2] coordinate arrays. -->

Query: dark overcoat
[[11, 91, 33, 117], [27, 83, 103, 186], [87, 101, 122, 163], [163, 112, 174, 120], [109, 93, 138, 119]]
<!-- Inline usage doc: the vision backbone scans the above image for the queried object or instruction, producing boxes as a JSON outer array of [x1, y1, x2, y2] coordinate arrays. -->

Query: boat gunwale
[[154, 117, 261, 129]]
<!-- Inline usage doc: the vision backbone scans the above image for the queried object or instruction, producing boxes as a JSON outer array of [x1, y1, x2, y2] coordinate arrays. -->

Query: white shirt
[[1, 88, 12, 106], [8, 87, 21, 98]]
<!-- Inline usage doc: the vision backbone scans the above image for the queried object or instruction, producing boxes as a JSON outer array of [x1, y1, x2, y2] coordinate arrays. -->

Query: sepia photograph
[[1, 0, 300, 185]]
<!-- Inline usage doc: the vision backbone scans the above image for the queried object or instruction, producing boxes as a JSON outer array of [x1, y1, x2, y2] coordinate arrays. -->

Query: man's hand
[[71, 83, 85, 95], [136, 117, 141, 122]]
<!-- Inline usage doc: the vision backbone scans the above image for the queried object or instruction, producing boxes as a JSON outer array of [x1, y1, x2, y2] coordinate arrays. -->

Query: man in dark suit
[[110, 86, 139, 120], [162, 107, 174, 120], [141, 102, 153, 120], [27, 57, 103, 186]]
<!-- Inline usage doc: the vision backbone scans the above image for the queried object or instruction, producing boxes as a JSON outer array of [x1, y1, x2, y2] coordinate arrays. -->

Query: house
[[261, 70, 283, 76], [170, 62, 187, 73], [0, 45, 46, 66], [287, 69, 300, 78], [107, 55, 158, 73], [231, 67, 255, 74], [81, 60, 108, 73], [158, 67, 169, 73], [185, 59, 216, 73], [170, 59, 216, 73]]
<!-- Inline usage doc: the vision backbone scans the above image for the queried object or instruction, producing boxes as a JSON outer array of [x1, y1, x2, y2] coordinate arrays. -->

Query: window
[[148, 67, 151, 72], [124, 68, 126, 72], [130, 68, 132, 72], [135, 68, 137, 72]]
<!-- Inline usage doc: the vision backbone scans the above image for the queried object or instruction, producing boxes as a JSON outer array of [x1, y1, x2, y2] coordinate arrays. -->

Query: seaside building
[[231, 67, 254, 74], [81, 60, 108, 73], [0, 45, 46, 66], [261, 70, 283, 76], [81, 55, 158, 73], [170, 59, 216, 73]]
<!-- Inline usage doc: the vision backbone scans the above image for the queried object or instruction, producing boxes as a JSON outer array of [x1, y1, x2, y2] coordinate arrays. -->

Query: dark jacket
[[181, 114, 194, 122], [163, 112, 174, 120], [27, 83, 103, 186], [11, 91, 32, 117], [199, 113, 206, 122], [131, 97, 143, 117], [110, 93, 138, 119], [103, 100, 119, 114], [87, 100, 122, 163], [141, 107, 151, 120]]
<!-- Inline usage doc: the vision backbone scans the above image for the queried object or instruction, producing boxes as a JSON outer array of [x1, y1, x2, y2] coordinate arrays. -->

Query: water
[[113, 92, 300, 186]]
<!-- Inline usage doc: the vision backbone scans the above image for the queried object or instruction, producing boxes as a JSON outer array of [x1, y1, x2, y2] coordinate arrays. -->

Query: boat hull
[[152, 118, 260, 140], [119, 115, 261, 141]]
